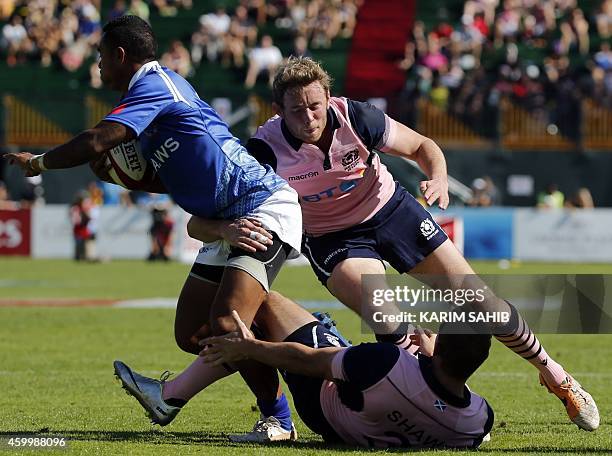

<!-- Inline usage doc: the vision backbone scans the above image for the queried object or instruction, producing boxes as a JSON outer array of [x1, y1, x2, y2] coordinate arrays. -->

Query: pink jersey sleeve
[[330, 349, 351, 380], [379, 115, 399, 153]]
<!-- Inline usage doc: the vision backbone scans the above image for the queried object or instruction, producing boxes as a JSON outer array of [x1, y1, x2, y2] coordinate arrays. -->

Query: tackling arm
[[237, 339, 341, 380], [200, 310, 342, 379], [187, 217, 273, 251]]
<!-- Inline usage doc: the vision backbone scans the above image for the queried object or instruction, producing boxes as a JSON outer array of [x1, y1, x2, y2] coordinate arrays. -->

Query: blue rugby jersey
[[104, 61, 286, 218]]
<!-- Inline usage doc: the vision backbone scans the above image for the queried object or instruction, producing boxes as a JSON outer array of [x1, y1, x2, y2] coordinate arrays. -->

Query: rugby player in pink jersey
[[237, 57, 598, 431], [199, 297, 494, 450], [113, 57, 598, 437]]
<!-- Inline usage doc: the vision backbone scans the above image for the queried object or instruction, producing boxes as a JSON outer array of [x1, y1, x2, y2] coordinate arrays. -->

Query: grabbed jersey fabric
[[104, 61, 286, 219]]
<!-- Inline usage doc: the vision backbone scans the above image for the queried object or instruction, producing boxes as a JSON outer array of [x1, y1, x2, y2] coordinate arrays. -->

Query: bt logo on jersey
[[302, 179, 359, 202]]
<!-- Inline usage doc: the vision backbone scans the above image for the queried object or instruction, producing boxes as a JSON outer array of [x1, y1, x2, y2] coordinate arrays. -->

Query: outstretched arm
[[200, 310, 342, 379], [4, 121, 134, 175]]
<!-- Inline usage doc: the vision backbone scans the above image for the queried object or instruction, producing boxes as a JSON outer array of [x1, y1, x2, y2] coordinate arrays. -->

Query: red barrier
[[435, 216, 464, 254], [0, 209, 31, 255]]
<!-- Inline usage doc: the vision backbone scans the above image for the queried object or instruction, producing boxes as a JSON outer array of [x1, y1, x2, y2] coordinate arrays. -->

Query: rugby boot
[[539, 372, 599, 431], [113, 360, 181, 426], [229, 416, 298, 443]]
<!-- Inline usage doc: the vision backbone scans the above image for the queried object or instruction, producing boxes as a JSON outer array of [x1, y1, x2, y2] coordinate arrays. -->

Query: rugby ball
[[106, 140, 153, 189]]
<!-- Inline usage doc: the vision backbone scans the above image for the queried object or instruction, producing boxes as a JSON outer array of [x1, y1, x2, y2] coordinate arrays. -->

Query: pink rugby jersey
[[320, 344, 493, 449], [248, 97, 397, 235]]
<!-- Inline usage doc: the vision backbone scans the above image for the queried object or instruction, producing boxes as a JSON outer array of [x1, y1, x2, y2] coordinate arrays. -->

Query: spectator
[[565, 187, 595, 208], [421, 34, 449, 72], [493, 0, 521, 46], [192, 6, 231, 64], [290, 34, 312, 59], [537, 183, 565, 209], [127, 0, 150, 23], [0, 0, 15, 21], [244, 34, 283, 88], [311, 4, 341, 48], [221, 5, 257, 68], [595, 0, 612, 39], [107, 0, 127, 21], [337, 0, 359, 38], [1, 14, 32, 66], [161, 39, 193, 78], [430, 76, 450, 108], [70, 190, 97, 262], [594, 42, 612, 71], [148, 205, 174, 261], [0, 181, 18, 210]]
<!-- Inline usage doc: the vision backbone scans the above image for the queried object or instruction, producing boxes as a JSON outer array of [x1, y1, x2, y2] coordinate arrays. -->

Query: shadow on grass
[[1, 431, 609, 453]]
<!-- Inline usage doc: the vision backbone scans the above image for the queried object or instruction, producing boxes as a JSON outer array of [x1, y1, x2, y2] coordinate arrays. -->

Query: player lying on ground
[[198, 295, 494, 449], [188, 57, 600, 431], [5, 15, 302, 439]]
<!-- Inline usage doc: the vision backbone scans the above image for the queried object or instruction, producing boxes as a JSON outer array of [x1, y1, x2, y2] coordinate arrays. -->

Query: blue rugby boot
[[312, 311, 352, 347]]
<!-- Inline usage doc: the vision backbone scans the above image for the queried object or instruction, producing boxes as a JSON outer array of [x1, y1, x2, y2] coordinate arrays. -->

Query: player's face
[[278, 81, 330, 144], [98, 36, 123, 91]]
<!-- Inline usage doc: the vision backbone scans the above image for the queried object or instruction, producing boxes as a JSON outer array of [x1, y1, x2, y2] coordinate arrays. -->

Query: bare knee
[[175, 323, 211, 354], [211, 315, 240, 336]]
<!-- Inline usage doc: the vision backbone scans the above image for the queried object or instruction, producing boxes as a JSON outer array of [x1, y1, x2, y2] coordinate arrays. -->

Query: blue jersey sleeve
[[104, 77, 175, 136], [347, 99, 388, 150], [342, 343, 400, 390]]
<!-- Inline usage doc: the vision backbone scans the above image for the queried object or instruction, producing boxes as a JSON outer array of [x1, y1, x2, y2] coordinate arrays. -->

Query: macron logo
[[288, 171, 319, 182]]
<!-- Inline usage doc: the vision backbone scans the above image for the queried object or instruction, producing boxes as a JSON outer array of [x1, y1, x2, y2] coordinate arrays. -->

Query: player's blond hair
[[272, 57, 333, 106]]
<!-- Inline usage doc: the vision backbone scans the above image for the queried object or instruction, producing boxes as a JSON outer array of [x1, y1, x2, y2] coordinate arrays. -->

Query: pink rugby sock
[[496, 303, 567, 386]]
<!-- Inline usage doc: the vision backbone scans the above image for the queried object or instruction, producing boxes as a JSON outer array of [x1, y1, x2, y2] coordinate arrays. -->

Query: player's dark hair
[[102, 15, 157, 63], [435, 322, 492, 380]]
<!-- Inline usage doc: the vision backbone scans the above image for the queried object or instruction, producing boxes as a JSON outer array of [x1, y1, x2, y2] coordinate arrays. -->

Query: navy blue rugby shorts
[[281, 321, 347, 443], [302, 182, 448, 285]]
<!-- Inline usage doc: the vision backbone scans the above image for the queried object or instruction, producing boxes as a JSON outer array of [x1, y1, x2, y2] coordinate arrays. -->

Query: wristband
[[33, 154, 47, 171]]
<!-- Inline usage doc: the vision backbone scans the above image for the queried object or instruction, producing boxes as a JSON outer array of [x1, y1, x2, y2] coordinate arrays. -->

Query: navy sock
[[257, 393, 292, 431]]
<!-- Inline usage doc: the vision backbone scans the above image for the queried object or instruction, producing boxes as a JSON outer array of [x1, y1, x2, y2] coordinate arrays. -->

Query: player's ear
[[272, 102, 283, 117], [117, 46, 127, 64]]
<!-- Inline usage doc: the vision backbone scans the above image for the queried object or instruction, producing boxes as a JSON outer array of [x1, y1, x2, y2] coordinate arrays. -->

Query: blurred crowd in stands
[[189, 0, 359, 87], [399, 0, 612, 139], [0, 0, 191, 71], [0, 1, 607, 210], [1, 0, 101, 69], [1, 0, 359, 88]]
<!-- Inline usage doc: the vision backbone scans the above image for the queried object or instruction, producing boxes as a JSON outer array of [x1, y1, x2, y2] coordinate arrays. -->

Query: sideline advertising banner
[[514, 209, 612, 262], [0, 209, 31, 256]]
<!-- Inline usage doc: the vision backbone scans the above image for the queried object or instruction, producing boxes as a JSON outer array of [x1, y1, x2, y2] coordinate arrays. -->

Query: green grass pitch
[[0, 258, 610, 455]]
